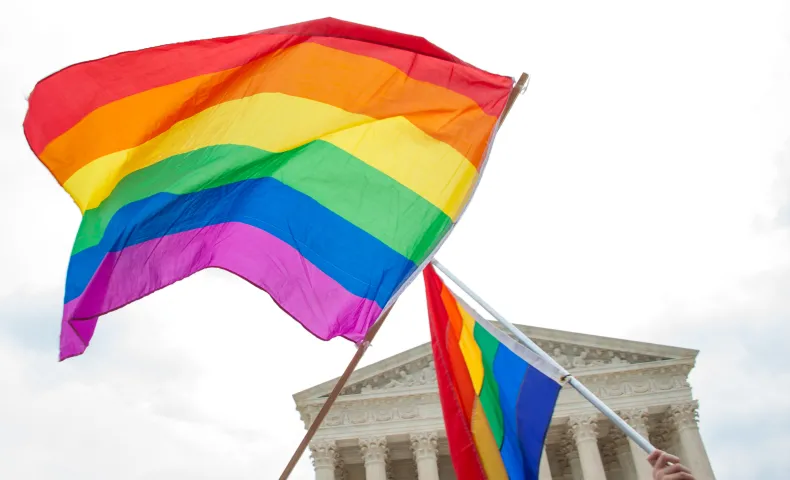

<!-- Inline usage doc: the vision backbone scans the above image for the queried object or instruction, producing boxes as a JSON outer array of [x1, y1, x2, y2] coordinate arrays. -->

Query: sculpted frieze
[[347, 411, 368, 424], [399, 405, 420, 419], [540, 341, 669, 370], [340, 357, 437, 396], [493, 332, 677, 370], [325, 412, 343, 427], [374, 409, 394, 422], [298, 400, 430, 428], [567, 363, 692, 400]]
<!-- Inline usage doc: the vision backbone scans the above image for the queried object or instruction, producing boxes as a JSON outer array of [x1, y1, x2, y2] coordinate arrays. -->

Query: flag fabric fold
[[23, 17, 515, 360], [423, 263, 563, 480]]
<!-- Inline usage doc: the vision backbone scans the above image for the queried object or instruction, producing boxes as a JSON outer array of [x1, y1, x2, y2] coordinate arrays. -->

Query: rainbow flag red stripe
[[23, 18, 514, 360], [423, 264, 562, 479]]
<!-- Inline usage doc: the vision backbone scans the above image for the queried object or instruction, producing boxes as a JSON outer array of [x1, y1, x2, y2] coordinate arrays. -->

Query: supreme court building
[[293, 324, 716, 480]]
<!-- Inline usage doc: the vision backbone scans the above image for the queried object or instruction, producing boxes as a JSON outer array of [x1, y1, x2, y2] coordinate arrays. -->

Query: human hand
[[646, 450, 695, 480]]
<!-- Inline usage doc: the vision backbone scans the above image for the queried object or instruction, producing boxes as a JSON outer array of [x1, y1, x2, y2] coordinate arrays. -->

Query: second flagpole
[[430, 258, 657, 455]]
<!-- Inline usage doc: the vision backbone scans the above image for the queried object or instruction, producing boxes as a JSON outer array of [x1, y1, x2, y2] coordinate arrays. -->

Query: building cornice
[[295, 324, 699, 404]]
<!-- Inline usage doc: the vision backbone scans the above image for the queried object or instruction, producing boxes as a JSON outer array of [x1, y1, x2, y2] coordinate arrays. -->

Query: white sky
[[1, 0, 788, 478]]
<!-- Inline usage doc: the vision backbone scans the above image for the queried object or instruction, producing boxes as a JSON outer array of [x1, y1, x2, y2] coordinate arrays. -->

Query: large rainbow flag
[[23, 18, 515, 360], [423, 263, 563, 479]]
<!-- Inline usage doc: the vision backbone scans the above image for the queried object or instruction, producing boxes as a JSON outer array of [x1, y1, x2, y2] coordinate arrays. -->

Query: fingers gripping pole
[[430, 259, 656, 455]]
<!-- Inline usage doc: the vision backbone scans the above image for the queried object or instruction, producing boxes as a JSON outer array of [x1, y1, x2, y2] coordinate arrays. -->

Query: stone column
[[569, 415, 607, 480], [359, 436, 388, 480], [539, 446, 553, 480], [568, 451, 583, 480], [410, 432, 440, 480], [601, 439, 622, 480], [670, 402, 716, 480], [619, 408, 653, 480], [557, 434, 578, 480], [309, 439, 338, 480], [612, 430, 636, 480]]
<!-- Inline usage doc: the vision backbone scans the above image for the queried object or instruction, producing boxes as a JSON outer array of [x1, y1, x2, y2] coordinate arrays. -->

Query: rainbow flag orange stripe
[[23, 18, 514, 360], [423, 264, 563, 479]]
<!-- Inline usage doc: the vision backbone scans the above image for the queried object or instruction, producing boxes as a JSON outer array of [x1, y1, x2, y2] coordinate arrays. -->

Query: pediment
[[514, 324, 696, 373], [338, 350, 436, 397], [293, 322, 698, 404]]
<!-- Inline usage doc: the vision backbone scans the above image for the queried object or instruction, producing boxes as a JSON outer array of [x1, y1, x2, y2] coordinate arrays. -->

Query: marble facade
[[293, 324, 716, 479]]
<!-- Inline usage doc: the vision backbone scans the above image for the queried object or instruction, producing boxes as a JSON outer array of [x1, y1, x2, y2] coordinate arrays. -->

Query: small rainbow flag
[[23, 18, 515, 360], [423, 264, 563, 479]]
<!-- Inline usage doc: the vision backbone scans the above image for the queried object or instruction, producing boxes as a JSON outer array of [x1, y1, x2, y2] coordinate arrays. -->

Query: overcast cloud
[[1, 0, 788, 478]]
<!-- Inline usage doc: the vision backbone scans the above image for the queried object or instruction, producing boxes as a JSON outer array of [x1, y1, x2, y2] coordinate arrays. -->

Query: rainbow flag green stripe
[[72, 142, 452, 261], [23, 18, 514, 360]]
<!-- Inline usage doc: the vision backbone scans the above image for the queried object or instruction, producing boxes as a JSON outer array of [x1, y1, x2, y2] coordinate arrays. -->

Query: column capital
[[649, 418, 674, 452], [618, 407, 650, 436], [669, 401, 700, 432], [359, 436, 389, 466], [568, 414, 600, 443], [559, 429, 576, 454], [310, 439, 339, 469], [619, 408, 654, 480], [609, 427, 629, 450], [556, 431, 575, 476], [410, 431, 439, 461]]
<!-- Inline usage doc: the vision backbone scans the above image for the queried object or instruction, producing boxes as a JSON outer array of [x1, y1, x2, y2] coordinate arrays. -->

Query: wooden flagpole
[[278, 307, 392, 480], [501, 73, 530, 124], [278, 72, 530, 479]]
